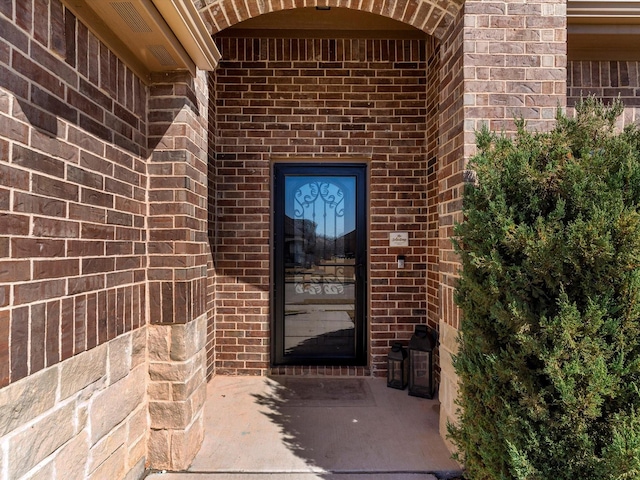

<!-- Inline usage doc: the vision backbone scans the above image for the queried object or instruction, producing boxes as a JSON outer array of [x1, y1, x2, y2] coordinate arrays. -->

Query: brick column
[[146, 70, 209, 469], [463, 0, 567, 133], [437, 0, 567, 448]]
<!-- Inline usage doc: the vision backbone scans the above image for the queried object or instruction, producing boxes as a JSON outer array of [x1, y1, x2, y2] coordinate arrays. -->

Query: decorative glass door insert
[[273, 164, 367, 365]]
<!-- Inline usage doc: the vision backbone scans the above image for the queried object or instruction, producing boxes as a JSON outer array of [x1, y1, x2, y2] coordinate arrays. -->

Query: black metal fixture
[[387, 342, 408, 389], [408, 325, 437, 398], [315, 6, 331, 10]]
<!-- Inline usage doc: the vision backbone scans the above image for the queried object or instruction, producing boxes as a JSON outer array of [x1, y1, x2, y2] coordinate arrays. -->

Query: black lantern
[[387, 342, 408, 389], [408, 325, 437, 398]]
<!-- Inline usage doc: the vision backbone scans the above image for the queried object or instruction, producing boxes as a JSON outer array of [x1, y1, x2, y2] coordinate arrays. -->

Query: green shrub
[[449, 98, 640, 480]]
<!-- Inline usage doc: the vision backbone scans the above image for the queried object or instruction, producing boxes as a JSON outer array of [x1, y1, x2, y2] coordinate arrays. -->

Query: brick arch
[[198, 0, 463, 39]]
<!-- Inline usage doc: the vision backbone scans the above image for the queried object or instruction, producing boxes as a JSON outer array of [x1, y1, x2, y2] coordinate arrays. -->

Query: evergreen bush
[[449, 98, 640, 480]]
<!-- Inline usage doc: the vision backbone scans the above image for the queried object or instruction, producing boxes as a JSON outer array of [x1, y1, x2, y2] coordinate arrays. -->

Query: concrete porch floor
[[146, 376, 462, 479]]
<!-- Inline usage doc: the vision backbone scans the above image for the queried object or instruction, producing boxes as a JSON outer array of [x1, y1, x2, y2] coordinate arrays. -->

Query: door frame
[[271, 161, 368, 366]]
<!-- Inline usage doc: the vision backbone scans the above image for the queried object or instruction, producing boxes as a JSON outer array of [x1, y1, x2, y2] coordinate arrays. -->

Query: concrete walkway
[[146, 376, 462, 480]]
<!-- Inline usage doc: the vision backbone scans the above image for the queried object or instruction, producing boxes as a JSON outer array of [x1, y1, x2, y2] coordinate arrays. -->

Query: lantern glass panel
[[409, 349, 433, 398], [387, 343, 408, 389]]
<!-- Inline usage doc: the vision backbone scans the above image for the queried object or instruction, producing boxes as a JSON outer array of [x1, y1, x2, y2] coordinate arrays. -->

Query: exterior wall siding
[[199, 0, 464, 39], [434, 9, 465, 448], [0, 0, 147, 388], [568, 60, 640, 126], [146, 70, 211, 469], [211, 36, 439, 376], [207, 71, 218, 381], [0, 0, 151, 477], [0, 0, 214, 474], [0, 329, 147, 480], [436, 0, 568, 446], [5, 0, 625, 474]]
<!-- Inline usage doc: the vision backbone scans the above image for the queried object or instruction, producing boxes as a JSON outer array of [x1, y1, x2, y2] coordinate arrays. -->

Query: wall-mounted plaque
[[389, 232, 409, 247]]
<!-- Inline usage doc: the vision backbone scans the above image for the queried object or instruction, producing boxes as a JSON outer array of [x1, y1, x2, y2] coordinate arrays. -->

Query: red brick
[[0, 309, 9, 387], [10, 306, 28, 382], [34, 259, 80, 280]]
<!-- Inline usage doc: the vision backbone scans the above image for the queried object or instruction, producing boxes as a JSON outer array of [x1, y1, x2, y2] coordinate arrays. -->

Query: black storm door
[[273, 164, 367, 365]]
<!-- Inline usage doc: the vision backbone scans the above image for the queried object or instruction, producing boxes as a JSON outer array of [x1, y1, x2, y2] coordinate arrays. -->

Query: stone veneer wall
[[211, 36, 439, 376], [0, 0, 151, 478], [0, 329, 147, 479]]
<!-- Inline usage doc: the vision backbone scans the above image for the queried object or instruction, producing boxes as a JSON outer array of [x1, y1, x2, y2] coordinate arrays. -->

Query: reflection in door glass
[[283, 176, 357, 358]]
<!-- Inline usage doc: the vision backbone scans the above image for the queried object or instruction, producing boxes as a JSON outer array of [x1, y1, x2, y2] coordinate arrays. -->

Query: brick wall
[[437, 8, 464, 335], [425, 42, 440, 335], [199, 0, 463, 38], [568, 60, 640, 126], [463, 0, 567, 133], [0, 1, 150, 475], [207, 71, 218, 380], [211, 36, 439, 376], [147, 72, 209, 327], [434, 0, 568, 446], [0, 0, 147, 389], [435, 7, 466, 447]]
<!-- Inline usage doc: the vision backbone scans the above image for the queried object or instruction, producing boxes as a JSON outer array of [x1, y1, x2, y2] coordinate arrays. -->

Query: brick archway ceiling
[[198, 0, 463, 40]]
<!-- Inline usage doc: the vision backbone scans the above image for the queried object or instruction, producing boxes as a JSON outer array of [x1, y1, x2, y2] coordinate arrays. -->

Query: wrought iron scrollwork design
[[292, 180, 348, 295]]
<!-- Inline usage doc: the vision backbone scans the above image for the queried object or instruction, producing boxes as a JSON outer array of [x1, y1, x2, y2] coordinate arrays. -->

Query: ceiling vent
[[110, 2, 153, 32], [62, 0, 220, 82], [148, 45, 178, 66]]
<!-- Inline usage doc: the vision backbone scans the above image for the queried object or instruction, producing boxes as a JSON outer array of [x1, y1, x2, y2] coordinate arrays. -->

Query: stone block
[[131, 327, 147, 368], [171, 365, 205, 401], [189, 380, 207, 418], [149, 400, 192, 430], [89, 364, 146, 444], [123, 457, 146, 480], [148, 429, 171, 470], [149, 381, 172, 401], [21, 459, 54, 480], [108, 333, 133, 385], [170, 314, 207, 361], [88, 445, 126, 480], [149, 358, 198, 383], [54, 430, 90, 480], [7, 401, 75, 479], [127, 436, 146, 472], [60, 345, 107, 400], [127, 405, 148, 446], [148, 325, 170, 361], [76, 402, 90, 434], [439, 349, 458, 412], [0, 367, 58, 436], [170, 412, 204, 470], [89, 422, 126, 473], [439, 343, 456, 381]]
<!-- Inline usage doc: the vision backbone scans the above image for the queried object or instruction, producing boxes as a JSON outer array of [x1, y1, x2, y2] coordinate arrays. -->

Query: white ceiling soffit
[[568, 1, 640, 19], [567, 0, 640, 60], [151, 0, 221, 70], [62, 0, 220, 83]]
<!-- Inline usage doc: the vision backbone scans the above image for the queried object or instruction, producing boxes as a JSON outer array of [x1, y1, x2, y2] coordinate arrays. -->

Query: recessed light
[[315, 6, 331, 11]]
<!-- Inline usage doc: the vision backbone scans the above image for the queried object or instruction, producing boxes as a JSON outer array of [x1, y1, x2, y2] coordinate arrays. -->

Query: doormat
[[274, 378, 376, 407]]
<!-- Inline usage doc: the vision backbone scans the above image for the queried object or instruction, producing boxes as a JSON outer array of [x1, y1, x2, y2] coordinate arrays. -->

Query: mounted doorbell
[[397, 255, 406, 269]]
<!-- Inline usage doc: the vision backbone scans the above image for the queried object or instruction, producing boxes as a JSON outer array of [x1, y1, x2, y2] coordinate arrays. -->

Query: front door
[[273, 164, 367, 365]]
